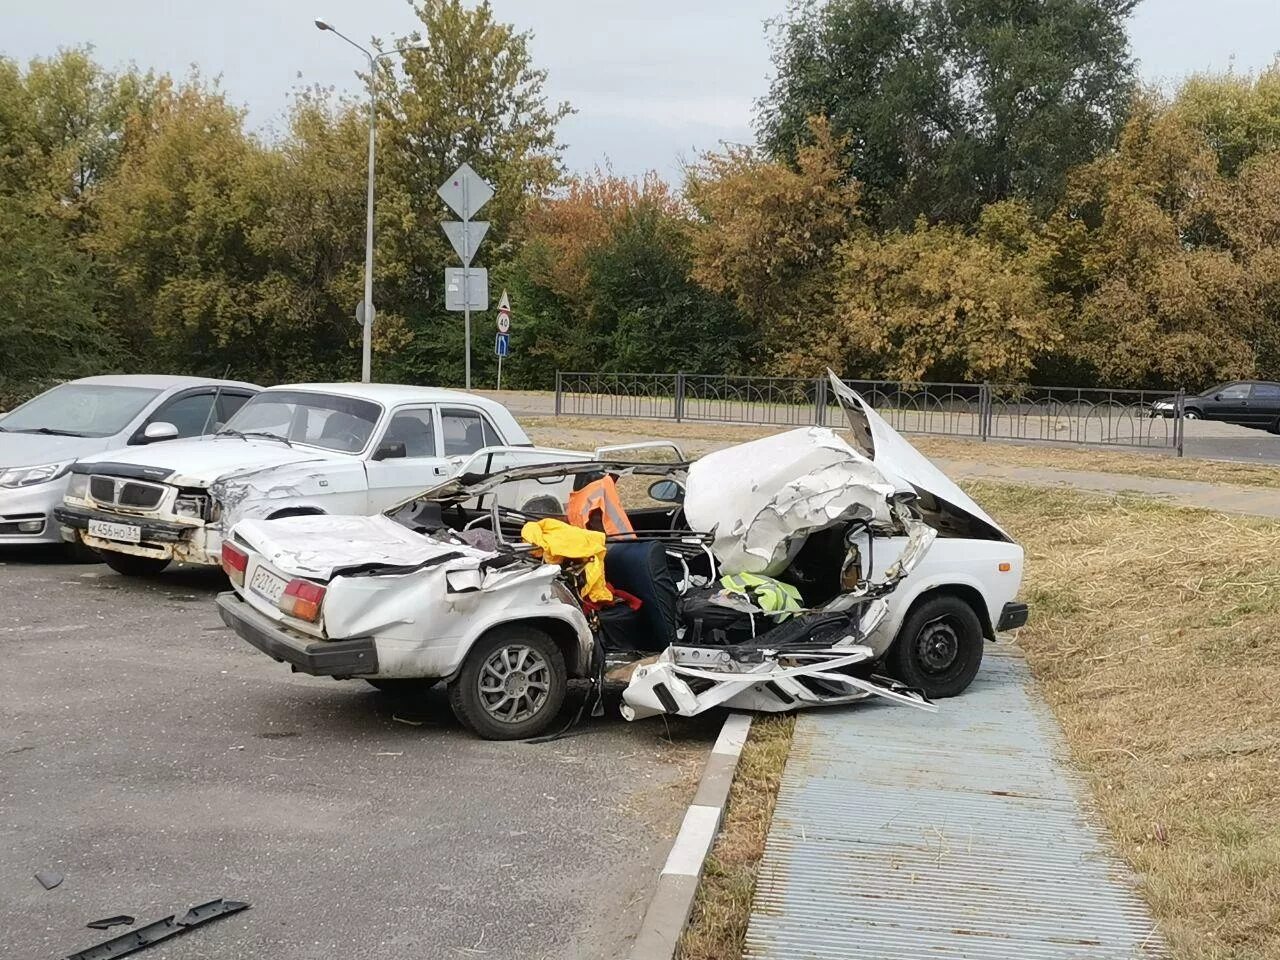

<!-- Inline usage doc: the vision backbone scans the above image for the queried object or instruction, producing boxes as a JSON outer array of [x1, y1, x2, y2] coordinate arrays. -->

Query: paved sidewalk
[[743, 649, 1167, 959], [936, 457, 1280, 519]]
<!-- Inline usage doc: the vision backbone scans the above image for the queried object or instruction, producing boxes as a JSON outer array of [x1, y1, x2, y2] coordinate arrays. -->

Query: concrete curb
[[629, 712, 754, 960]]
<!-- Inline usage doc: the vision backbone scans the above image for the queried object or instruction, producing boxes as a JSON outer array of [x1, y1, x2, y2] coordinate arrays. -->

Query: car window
[[217, 391, 252, 424], [1219, 383, 1251, 400], [1251, 383, 1280, 398], [441, 408, 502, 456], [0, 383, 161, 438], [382, 408, 437, 458], [151, 392, 217, 438], [224, 390, 381, 453]]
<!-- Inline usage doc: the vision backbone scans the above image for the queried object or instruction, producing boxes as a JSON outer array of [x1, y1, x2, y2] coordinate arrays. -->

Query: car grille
[[89, 476, 167, 510]]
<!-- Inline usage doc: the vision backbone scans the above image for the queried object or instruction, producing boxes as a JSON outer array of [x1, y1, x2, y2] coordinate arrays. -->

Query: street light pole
[[314, 18, 423, 384]]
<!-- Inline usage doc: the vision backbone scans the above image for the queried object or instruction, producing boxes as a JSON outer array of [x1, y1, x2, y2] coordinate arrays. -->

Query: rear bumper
[[216, 591, 379, 678], [997, 601, 1029, 632]]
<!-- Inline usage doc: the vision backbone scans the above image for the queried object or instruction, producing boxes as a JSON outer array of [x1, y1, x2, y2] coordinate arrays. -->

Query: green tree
[[0, 196, 117, 388], [758, 0, 1137, 229], [687, 117, 862, 369], [87, 80, 268, 375]]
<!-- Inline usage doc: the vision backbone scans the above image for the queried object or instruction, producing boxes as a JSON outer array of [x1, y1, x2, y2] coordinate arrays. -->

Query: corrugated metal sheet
[[744, 649, 1167, 959]]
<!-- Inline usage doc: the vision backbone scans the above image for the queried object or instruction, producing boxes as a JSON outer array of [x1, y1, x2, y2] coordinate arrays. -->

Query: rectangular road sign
[[444, 267, 489, 311], [495, 332, 509, 358], [441, 220, 489, 266]]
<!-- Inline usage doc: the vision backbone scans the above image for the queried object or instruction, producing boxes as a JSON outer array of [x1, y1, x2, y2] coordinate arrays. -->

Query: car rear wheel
[[885, 595, 984, 699], [448, 625, 567, 740], [101, 550, 171, 578]]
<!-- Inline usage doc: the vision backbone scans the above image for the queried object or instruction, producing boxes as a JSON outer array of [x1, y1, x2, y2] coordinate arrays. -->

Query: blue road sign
[[495, 332, 510, 358]]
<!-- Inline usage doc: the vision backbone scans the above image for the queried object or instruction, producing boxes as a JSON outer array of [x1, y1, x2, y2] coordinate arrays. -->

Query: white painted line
[[711, 712, 751, 757], [660, 804, 721, 877]]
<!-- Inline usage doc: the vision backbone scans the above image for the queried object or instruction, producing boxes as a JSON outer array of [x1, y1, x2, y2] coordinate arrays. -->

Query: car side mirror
[[372, 439, 407, 461], [648, 479, 684, 503], [141, 421, 179, 444], [1214, 393, 1223, 401]]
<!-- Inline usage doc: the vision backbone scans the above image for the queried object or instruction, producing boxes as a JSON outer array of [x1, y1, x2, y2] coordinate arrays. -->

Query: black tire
[[1183, 408, 1201, 420], [448, 625, 567, 741], [885, 595, 984, 699], [64, 541, 102, 563], [101, 550, 171, 578], [365, 678, 439, 694], [1269, 417, 1280, 436]]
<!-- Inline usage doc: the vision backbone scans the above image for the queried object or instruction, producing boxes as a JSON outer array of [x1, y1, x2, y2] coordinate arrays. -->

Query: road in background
[[0, 549, 716, 960], [477, 390, 1280, 465]]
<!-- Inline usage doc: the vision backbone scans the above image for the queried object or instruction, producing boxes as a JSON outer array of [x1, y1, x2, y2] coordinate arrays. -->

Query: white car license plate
[[250, 566, 289, 604], [88, 519, 142, 544]]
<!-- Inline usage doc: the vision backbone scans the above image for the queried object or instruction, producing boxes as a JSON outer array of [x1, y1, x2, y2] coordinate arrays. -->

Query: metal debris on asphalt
[[65, 897, 249, 960], [35, 869, 63, 890]]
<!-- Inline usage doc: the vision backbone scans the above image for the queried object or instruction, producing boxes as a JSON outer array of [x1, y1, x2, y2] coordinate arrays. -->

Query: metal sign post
[[438, 162, 494, 390], [495, 289, 511, 390]]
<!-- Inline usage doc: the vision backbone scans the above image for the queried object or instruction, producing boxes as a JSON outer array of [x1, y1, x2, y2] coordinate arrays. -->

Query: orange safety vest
[[567, 475, 636, 539]]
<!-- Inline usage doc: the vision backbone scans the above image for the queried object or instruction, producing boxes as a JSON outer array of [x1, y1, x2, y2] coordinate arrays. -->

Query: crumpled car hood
[[75, 436, 329, 487], [684, 426, 897, 576], [827, 372, 1009, 540], [233, 514, 484, 580]]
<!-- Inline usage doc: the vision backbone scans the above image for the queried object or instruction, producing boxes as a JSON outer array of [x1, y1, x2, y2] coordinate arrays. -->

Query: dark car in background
[[1152, 380, 1280, 432]]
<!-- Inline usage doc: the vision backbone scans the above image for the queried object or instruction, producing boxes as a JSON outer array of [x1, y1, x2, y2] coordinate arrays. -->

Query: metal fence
[[554, 371, 1186, 454]]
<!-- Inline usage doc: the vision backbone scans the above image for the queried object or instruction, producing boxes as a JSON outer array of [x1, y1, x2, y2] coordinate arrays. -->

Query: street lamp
[[314, 17, 424, 383]]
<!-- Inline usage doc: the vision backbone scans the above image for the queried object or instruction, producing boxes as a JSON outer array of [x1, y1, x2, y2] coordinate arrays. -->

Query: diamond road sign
[[444, 267, 488, 311], [437, 162, 494, 221]]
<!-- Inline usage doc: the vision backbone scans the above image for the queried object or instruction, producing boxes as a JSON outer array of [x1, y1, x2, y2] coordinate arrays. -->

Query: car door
[[1248, 382, 1280, 430], [1202, 382, 1254, 425], [363, 405, 451, 510]]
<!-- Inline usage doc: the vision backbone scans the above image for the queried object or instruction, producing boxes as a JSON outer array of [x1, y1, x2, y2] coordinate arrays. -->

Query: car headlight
[[173, 494, 209, 519], [0, 461, 74, 488], [66, 473, 90, 500], [1152, 400, 1172, 410]]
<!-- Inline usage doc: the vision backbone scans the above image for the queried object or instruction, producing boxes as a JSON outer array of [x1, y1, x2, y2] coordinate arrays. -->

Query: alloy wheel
[[478, 644, 552, 724]]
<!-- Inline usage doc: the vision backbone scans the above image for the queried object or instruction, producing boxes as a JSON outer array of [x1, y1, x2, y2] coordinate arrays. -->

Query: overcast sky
[[6, 0, 1280, 181]]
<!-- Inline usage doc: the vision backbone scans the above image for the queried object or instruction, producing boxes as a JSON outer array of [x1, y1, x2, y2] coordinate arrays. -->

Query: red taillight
[[279, 578, 326, 623], [221, 542, 249, 586]]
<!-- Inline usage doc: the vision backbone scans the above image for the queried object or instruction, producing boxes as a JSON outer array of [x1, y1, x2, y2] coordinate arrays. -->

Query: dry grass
[[524, 415, 1280, 490], [917, 436, 1280, 490], [970, 482, 1280, 960], [676, 715, 795, 960]]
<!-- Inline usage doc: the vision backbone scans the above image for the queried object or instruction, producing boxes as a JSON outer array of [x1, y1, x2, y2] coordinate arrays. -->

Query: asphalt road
[[0, 548, 717, 960]]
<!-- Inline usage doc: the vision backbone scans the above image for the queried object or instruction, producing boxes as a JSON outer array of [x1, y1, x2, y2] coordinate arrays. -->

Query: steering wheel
[[336, 429, 365, 451]]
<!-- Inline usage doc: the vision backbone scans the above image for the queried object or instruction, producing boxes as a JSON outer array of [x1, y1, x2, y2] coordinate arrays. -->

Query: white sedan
[[57, 383, 580, 576]]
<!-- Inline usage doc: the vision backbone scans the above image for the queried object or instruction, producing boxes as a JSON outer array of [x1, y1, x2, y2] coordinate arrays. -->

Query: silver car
[[0, 375, 259, 556]]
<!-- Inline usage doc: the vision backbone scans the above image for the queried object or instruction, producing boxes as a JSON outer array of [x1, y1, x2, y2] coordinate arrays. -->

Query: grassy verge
[[524, 415, 1280, 490], [676, 715, 795, 960], [970, 482, 1280, 960], [668, 485, 1279, 960]]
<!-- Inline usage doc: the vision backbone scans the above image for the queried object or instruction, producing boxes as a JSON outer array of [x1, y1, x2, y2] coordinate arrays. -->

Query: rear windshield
[[0, 383, 161, 438], [223, 390, 382, 453]]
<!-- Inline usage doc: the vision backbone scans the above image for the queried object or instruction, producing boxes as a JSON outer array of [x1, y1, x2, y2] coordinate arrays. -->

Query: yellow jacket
[[521, 518, 612, 602]]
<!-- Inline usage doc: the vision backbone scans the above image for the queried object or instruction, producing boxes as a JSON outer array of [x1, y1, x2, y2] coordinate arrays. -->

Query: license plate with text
[[250, 566, 288, 603], [88, 519, 142, 544]]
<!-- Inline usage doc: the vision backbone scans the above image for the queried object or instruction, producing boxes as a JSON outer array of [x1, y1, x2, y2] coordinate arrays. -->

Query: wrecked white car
[[55, 383, 581, 577], [215, 381, 1026, 740]]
